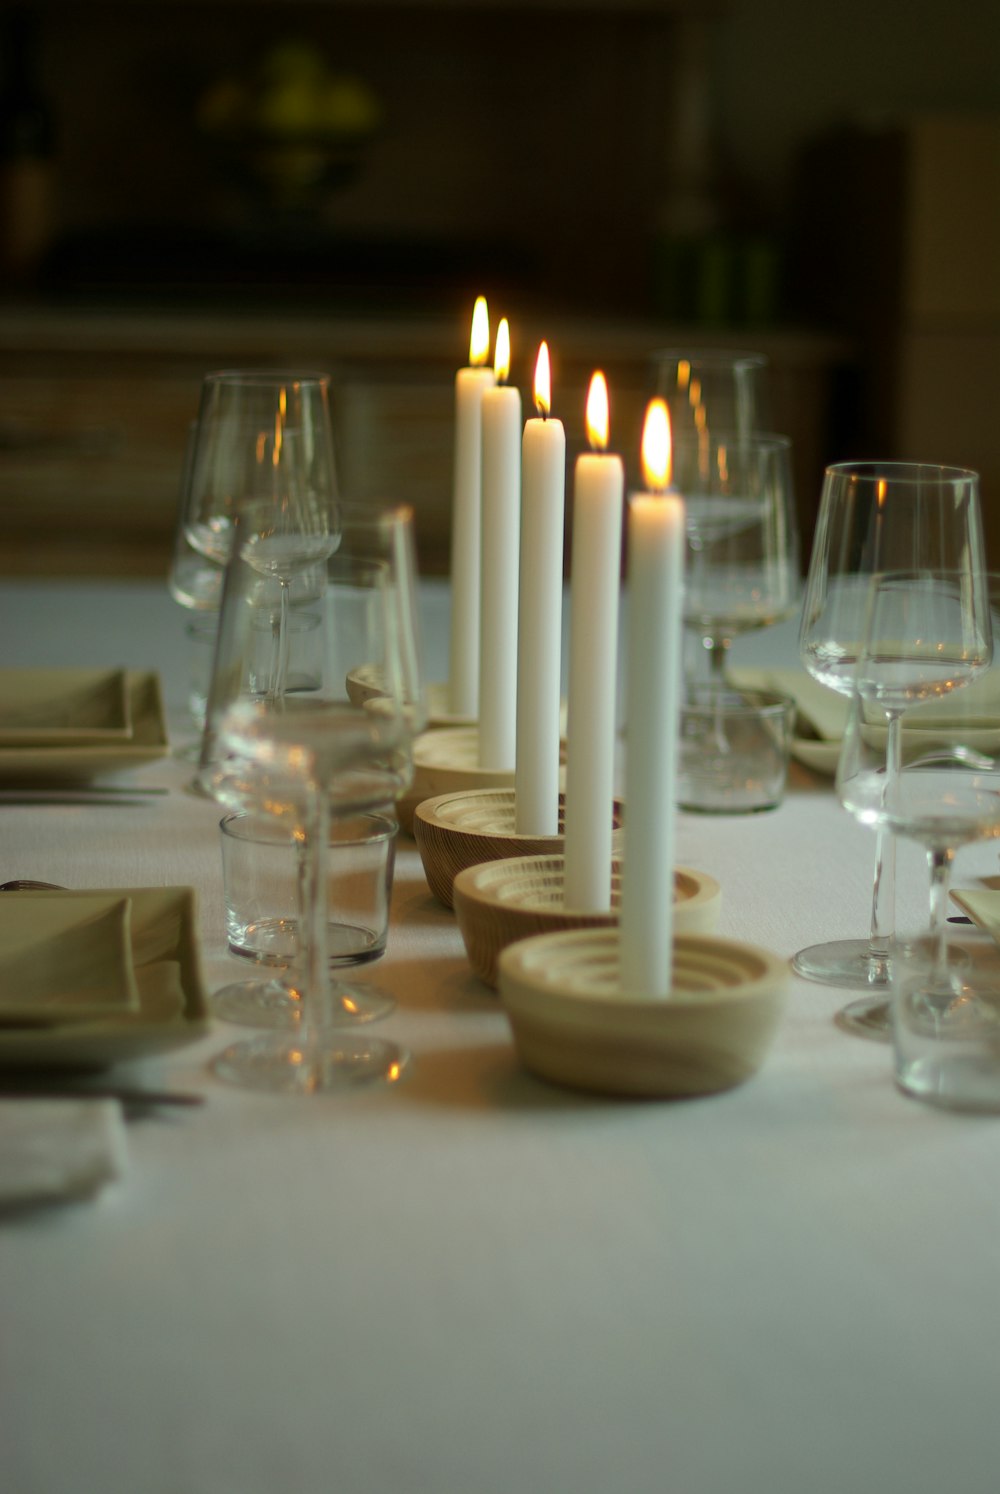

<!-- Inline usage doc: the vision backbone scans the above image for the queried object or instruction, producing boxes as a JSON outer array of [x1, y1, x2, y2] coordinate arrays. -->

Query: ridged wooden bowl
[[396, 728, 515, 835], [498, 928, 788, 1098], [414, 789, 624, 909], [453, 856, 721, 988]]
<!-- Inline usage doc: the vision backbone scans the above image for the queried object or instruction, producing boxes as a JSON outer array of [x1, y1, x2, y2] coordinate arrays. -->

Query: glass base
[[833, 995, 891, 1042], [211, 977, 394, 1029], [792, 937, 892, 991], [895, 986, 1000, 1112], [212, 1032, 409, 1094]]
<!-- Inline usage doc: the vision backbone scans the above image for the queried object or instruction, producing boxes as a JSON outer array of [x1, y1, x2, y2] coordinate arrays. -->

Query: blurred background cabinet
[[0, 308, 846, 577]]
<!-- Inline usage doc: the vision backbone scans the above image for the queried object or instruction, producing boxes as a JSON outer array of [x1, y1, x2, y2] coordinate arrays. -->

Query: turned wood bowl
[[413, 788, 623, 909], [498, 928, 789, 1098], [396, 728, 515, 836], [453, 855, 721, 988]]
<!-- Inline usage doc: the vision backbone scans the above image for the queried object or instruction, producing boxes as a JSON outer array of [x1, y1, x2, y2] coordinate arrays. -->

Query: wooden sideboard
[[0, 306, 848, 579]]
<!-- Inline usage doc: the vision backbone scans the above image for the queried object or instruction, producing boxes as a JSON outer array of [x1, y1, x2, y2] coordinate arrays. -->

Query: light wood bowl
[[396, 728, 515, 835], [498, 928, 788, 1098], [414, 789, 623, 909], [453, 855, 721, 988]]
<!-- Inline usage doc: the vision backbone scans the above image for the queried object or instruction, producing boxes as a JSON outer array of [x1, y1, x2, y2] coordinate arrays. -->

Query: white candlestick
[[620, 399, 686, 997], [563, 372, 624, 912], [478, 319, 522, 770], [448, 297, 494, 717], [516, 342, 565, 835]]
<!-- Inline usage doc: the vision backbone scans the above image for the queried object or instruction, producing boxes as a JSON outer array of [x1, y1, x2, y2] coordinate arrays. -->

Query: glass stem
[[300, 783, 331, 1052], [706, 637, 729, 684], [927, 845, 956, 997], [269, 579, 291, 702], [868, 711, 901, 981]]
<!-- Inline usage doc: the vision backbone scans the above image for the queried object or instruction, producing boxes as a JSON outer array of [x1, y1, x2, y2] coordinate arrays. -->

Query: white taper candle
[[563, 371, 624, 912], [620, 399, 686, 996], [448, 295, 493, 717], [478, 317, 522, 770], [516, 341, 566, 835]]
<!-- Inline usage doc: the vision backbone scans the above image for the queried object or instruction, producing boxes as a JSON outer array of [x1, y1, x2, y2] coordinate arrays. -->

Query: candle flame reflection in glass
[[641, 398, 672, 492], [469, 295, 490, 366], [585, 371, 610, 452], [494, 318, 511, 385], [534, 341, 551, 418]]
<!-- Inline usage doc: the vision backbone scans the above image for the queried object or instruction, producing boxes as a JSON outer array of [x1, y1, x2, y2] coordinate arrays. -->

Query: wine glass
[[166, 422, 224, 742], [651, 349, 771, 442], [185, 370, 338, 707], [208, 544, 416, 1094], [836, 572, 1000, 1103], [674, 431, 800, 685], [797, 462, 989, 1035], [208, 501, 425, 1035]]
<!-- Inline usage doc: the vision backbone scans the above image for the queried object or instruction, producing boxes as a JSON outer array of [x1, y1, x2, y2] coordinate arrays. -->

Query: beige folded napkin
[[0, 895, 140, 1024], [0, 668, 131, 745], [951, 890, 1000, 945], [0, 1099, 127, 1209]]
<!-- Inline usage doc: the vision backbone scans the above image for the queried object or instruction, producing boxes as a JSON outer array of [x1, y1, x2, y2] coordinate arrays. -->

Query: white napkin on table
[[0, 1098, 128, 1210]]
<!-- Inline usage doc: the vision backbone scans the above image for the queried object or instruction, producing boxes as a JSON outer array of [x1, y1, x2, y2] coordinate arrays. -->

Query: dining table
[[2, 572, 1000, 1494]]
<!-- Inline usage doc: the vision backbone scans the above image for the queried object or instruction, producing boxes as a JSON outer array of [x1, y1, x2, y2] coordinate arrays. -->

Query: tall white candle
[[563, 371, 624, 912], [448, 295, 494, 717], [619, 399, 686, 997], [478, 318, 522, 770], [516, 341, 566, 835]]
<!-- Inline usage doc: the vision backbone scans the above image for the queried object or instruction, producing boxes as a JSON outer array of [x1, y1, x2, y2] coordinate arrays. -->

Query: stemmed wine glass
[[797, 462, 989, 1035], [836, 570, 1000, 1105], [209, 501, 426, 1031], [651, 349, 771, 442], [185, 370, 338, 709], [208, 537, 418, 1094], [674, 430, 800, 685]]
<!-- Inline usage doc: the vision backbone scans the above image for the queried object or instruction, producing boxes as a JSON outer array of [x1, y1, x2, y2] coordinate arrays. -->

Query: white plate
[[0, 887, 210, 1069], [0, 672, 168, 782]]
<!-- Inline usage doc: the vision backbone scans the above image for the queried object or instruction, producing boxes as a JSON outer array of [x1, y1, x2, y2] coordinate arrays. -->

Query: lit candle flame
[[469, 295, 490, 366], [494, 318, 511, 385], [877, 477, 887, 506], [533, 341, 551, 418], [585, 371, 610, 452], [641, 398, 672, 491]]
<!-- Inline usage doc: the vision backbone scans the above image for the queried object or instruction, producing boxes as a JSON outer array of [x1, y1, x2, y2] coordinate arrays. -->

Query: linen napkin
[[0, 1098, 128, 1210], [951, 890, 1000, 946]]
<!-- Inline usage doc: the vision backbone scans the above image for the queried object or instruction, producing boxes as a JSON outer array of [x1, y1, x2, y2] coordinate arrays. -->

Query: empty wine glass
[[651, 349, 771, 442], [166, 422, 224, 742], [798, 462, 989, 1035], [837, 572, 1000, 1102], [675, 430, 800, 684], [208, 543, 416, 1094], [185, 370, 338, 708], [208, 501, 425, 1035]]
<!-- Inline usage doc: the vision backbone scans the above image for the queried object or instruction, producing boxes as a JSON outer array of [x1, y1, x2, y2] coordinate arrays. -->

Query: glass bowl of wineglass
[[796, 462, 988, 1036], [674, 430, 799, 687], [208, 501, 425, 1033], [651, 349, 771, 442], [207, 537, 418, 1094], [836, 571, 1000, 1103]]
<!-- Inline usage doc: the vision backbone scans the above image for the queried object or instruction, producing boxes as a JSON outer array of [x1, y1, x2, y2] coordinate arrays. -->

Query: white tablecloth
[[2, 578, 1000, 1494]]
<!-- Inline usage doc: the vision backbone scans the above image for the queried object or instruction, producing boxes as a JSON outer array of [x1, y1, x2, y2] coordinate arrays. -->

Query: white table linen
[[1, 578, 1000, 1494]]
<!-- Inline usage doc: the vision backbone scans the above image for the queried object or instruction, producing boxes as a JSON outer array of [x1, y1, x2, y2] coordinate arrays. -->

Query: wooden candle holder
[[413, 789, 623, 909], [498, 928, 788, 1098], [453, 855, 721, 988], [397, 728, 515, 835]]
